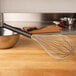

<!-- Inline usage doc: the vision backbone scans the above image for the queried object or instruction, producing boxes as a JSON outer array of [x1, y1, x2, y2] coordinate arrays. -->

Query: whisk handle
[[3, 23, 32, 38]]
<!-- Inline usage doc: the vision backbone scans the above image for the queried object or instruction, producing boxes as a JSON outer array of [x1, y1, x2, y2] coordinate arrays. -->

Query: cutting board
[[23, 25, 62, 34], [0, 35, 76, 76]]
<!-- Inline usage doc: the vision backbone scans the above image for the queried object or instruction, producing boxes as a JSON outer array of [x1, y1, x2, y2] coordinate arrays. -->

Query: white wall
[[1, 0, 76, 13]]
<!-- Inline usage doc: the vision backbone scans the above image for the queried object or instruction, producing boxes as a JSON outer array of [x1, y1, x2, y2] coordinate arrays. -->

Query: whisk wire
[[32, 34, 73, 59]]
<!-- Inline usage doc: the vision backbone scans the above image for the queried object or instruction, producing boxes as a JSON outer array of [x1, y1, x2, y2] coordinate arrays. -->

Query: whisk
[[32, 34, 73, 59], [3, 23, 73, 59]]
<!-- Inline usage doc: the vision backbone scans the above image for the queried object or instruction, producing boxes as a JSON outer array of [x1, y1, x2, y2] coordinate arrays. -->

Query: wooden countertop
[[0, 35, 76, 76]]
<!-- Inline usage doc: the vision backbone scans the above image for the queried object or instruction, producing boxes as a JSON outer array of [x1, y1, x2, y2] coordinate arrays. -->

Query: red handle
[[58, 24, 68, 28]]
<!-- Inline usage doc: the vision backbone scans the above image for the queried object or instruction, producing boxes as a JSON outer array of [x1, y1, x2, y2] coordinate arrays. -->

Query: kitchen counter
[[0, 35, 76, 76]]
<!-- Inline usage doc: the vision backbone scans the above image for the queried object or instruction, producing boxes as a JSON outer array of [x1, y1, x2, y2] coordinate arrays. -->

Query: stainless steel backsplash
[[0, 13, 76, 28]]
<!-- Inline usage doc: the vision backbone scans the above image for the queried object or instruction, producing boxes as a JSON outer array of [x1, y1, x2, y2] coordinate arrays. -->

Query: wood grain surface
[[0, 35, 76, 76]]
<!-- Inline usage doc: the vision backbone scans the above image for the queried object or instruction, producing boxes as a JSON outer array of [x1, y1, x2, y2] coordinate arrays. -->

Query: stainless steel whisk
[[32, 34, 73, 59]]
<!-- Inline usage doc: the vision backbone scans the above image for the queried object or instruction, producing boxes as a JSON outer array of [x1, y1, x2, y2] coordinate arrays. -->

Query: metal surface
[[3, 13, 76, 28], [0, 28, 19, 49], [0, 13, 4, 27]]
